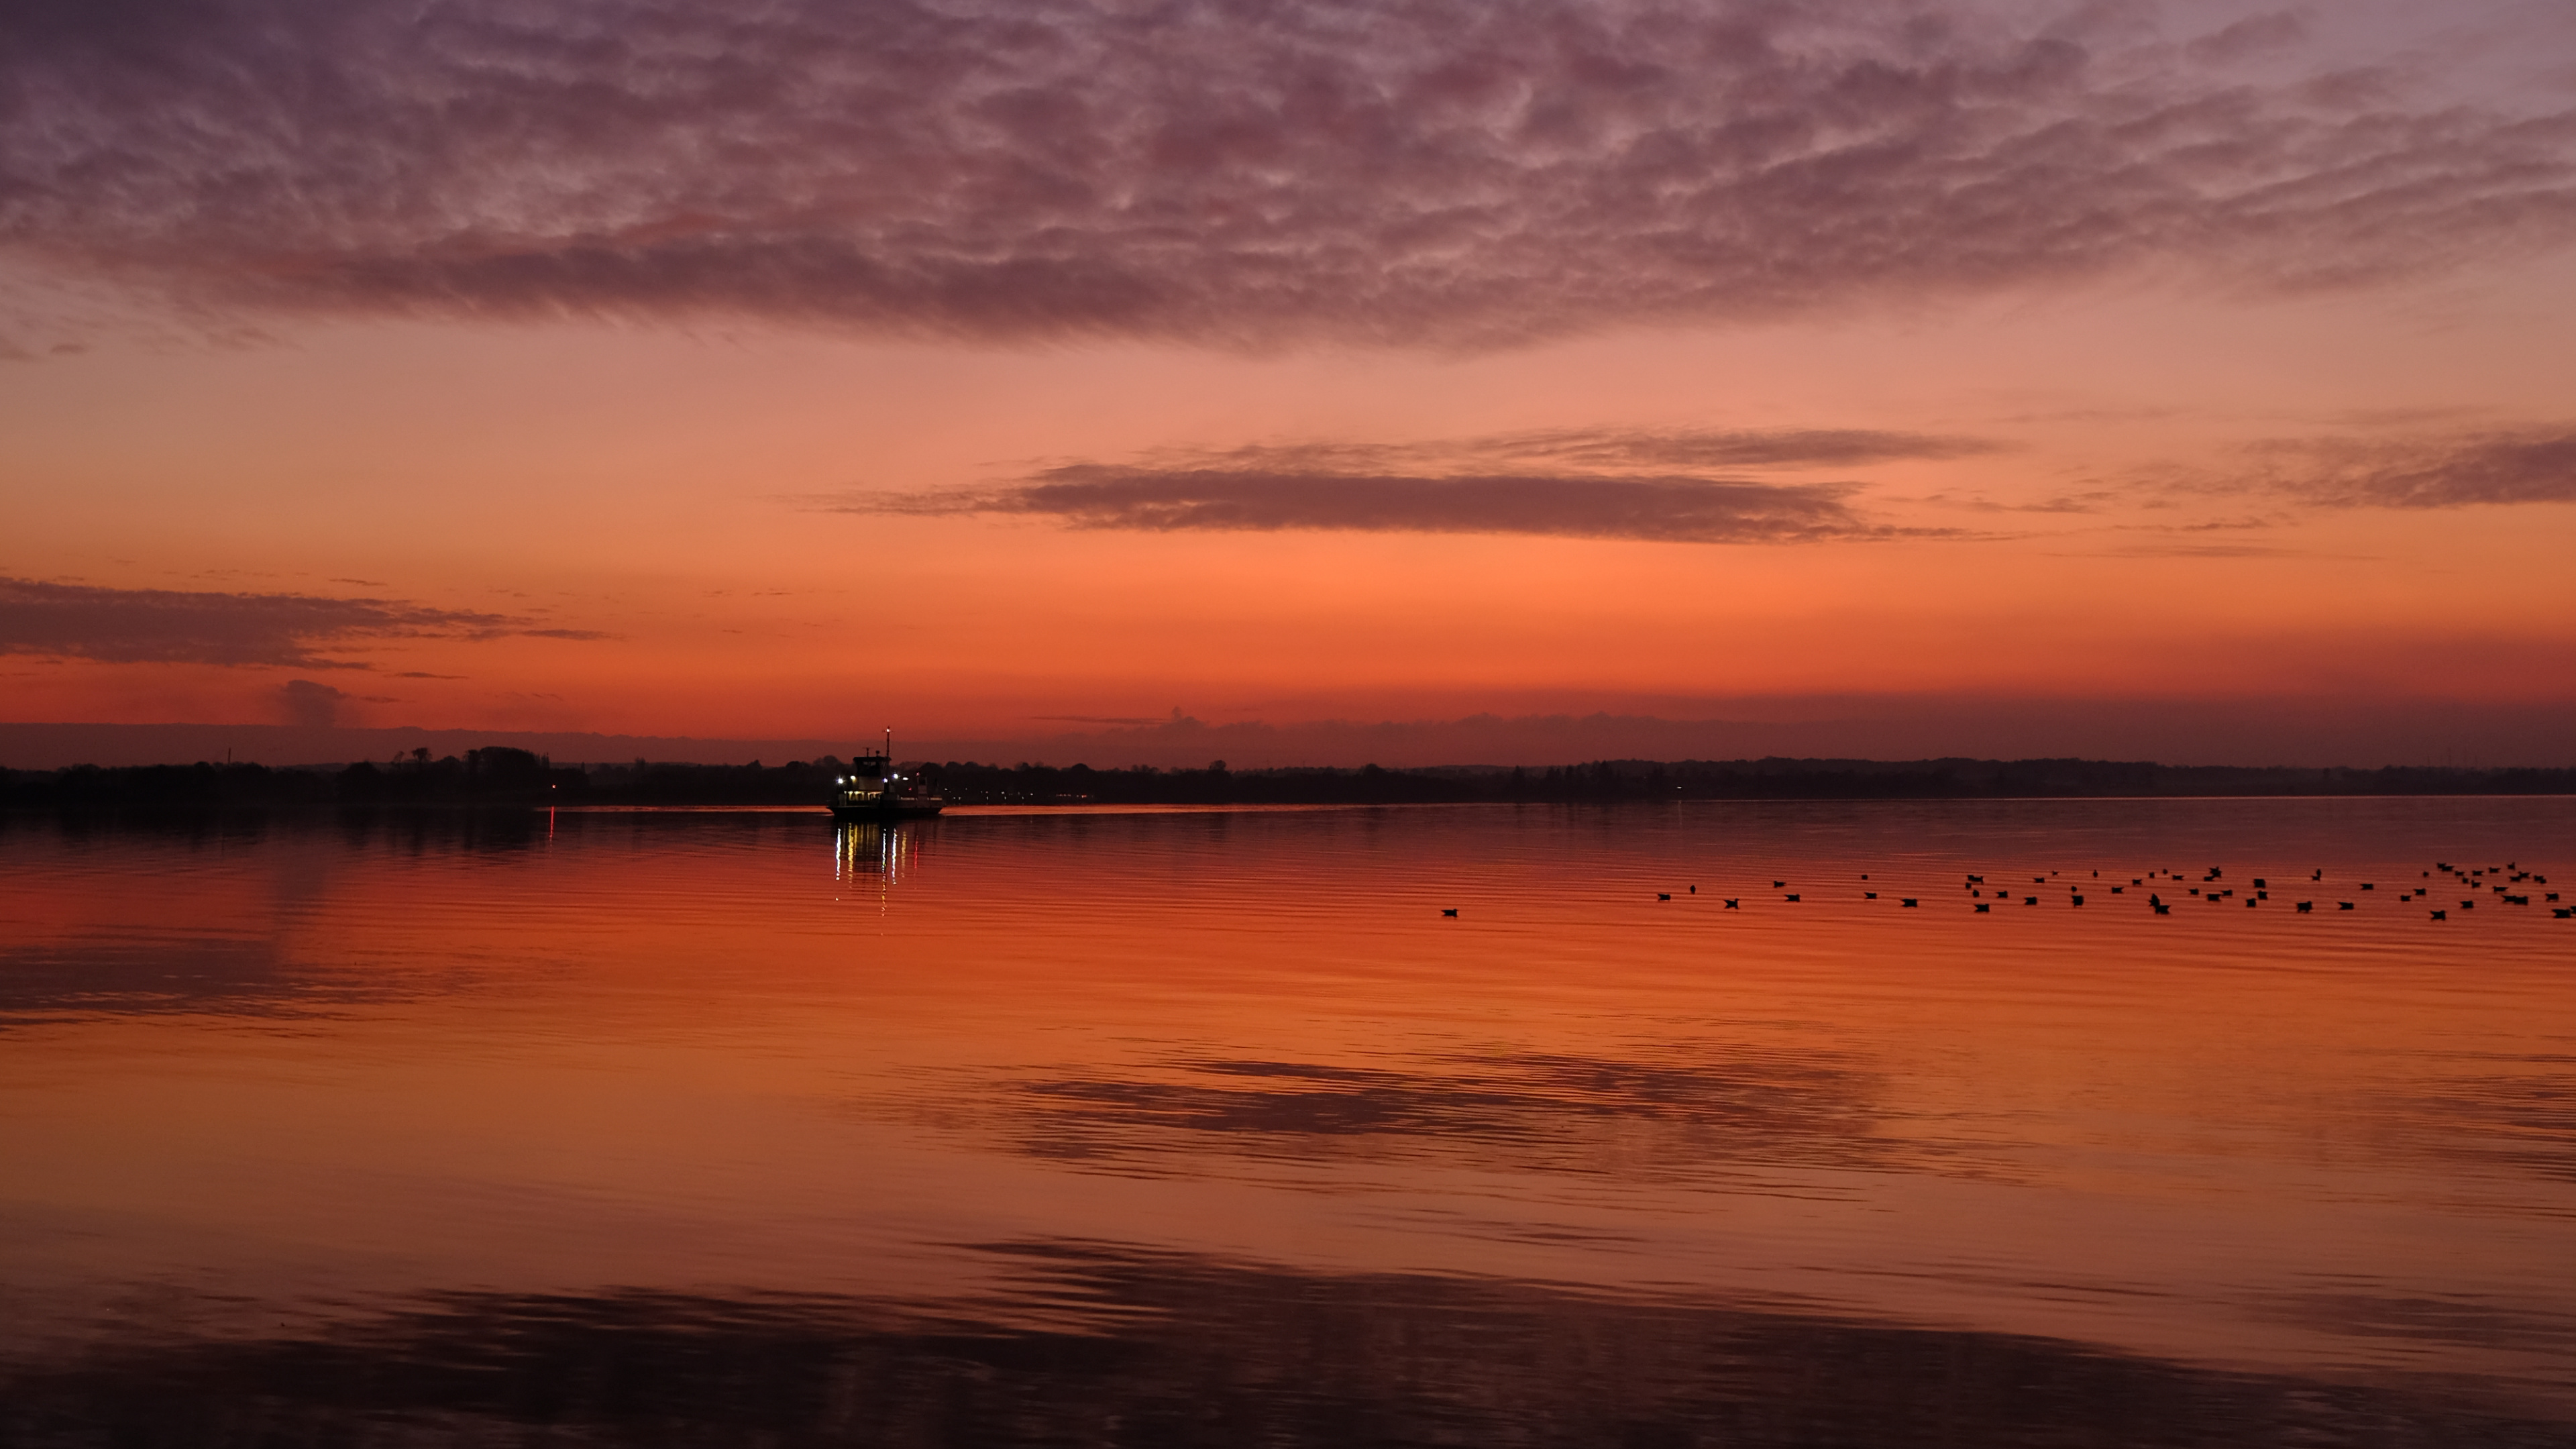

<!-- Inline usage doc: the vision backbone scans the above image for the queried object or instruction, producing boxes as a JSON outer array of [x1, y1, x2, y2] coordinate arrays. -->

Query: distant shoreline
[[5, 754, 2573, 810]]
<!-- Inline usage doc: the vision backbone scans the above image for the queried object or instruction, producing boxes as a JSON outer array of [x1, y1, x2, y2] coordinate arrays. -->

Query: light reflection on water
[[0, 798, 2571, 1445]]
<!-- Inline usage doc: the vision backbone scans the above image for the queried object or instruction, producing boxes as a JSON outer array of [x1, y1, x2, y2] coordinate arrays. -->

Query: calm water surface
[[2, 798, 2571, 1446]]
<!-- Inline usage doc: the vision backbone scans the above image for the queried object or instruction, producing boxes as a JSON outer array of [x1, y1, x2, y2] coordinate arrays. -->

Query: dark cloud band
[[895, 469, 1874, 543], [4, 1, 2571, 347], [843, 473, 1891, 543], [0, 578, 602, 667], [826, 426, 1984, 541], [1155, 429, 2004, 474], [2265, 429, 2576, 508]]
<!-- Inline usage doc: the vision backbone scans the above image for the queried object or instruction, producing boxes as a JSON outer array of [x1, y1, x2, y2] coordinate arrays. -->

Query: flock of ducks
[[1445, 863, 2565, 920]]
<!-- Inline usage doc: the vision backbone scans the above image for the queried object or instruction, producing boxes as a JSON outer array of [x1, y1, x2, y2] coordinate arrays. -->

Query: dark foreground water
[[1, 798, 2571, 1448]]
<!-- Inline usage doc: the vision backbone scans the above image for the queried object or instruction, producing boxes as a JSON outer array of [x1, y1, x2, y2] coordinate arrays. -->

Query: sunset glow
[[5, 0, 2575, 764]]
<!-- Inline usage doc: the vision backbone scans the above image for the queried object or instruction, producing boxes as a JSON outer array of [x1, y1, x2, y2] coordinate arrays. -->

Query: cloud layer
[[0, 577, 600, 667], [4, 0, 2571, 347], [828, 427, 1981, 541], [867, 468, 1880, 543], [276, 678, 355, 726], [2262, 427, 2576, 508], [1121, 429, 2004, 474]]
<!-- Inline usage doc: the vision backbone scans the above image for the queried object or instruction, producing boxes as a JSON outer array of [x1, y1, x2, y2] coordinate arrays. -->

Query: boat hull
[[830, 799, 944, 819]]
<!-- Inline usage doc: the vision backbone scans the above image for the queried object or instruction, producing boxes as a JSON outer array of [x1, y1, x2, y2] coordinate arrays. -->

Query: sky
[[3, 0, 2575, 766]]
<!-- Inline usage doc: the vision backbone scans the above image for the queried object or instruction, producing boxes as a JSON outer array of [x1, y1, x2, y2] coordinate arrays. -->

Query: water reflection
[[4, 800, 2574, 1444], [329, 805, 553, 857], [6, 1243, 2570, 1449], [993, 1049, 1925, 1183], [2405, 1067, 2576, 1186], [834, 818, 927, 888], [0, 936, 321, 1025]]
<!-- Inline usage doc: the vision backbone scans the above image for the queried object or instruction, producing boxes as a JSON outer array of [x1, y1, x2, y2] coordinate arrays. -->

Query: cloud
[[1002, 428, 1998, 480], [275, 678, 350, 727], [0, 576, 602, 667], [2, 1, 2570, 348], [822, 427, 1972, 542], [861, 467, 1895, 543], [2080, 542, 2321, 558], [2259, 428, 2576, 508], [2113, 425, 2576, 513], [2182, 12, 2310, 68], [1915, 488, 2114, 514], [1373, 427, 2005, 471]]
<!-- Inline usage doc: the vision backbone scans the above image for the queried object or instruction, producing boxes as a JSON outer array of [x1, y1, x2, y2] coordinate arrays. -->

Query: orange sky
[[3, 0, 2574, 763]]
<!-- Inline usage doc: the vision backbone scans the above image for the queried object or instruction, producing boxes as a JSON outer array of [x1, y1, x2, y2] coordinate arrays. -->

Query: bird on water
[[1636, 855, 2544, 928]]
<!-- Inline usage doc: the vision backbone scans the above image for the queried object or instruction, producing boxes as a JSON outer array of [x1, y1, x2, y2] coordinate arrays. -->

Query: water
[[1, 798, 2571, 1446]]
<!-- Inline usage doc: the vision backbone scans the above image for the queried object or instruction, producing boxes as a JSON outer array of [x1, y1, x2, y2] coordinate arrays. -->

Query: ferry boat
[[829, 733, 945, 818]]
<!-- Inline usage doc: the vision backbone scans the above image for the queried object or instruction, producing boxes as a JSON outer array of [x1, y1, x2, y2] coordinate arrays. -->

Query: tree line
[[3, 751, 2572, 808]]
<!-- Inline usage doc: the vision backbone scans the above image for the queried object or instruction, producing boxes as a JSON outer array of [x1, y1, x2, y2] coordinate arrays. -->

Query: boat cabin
[[833, 751, 895, 810]]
